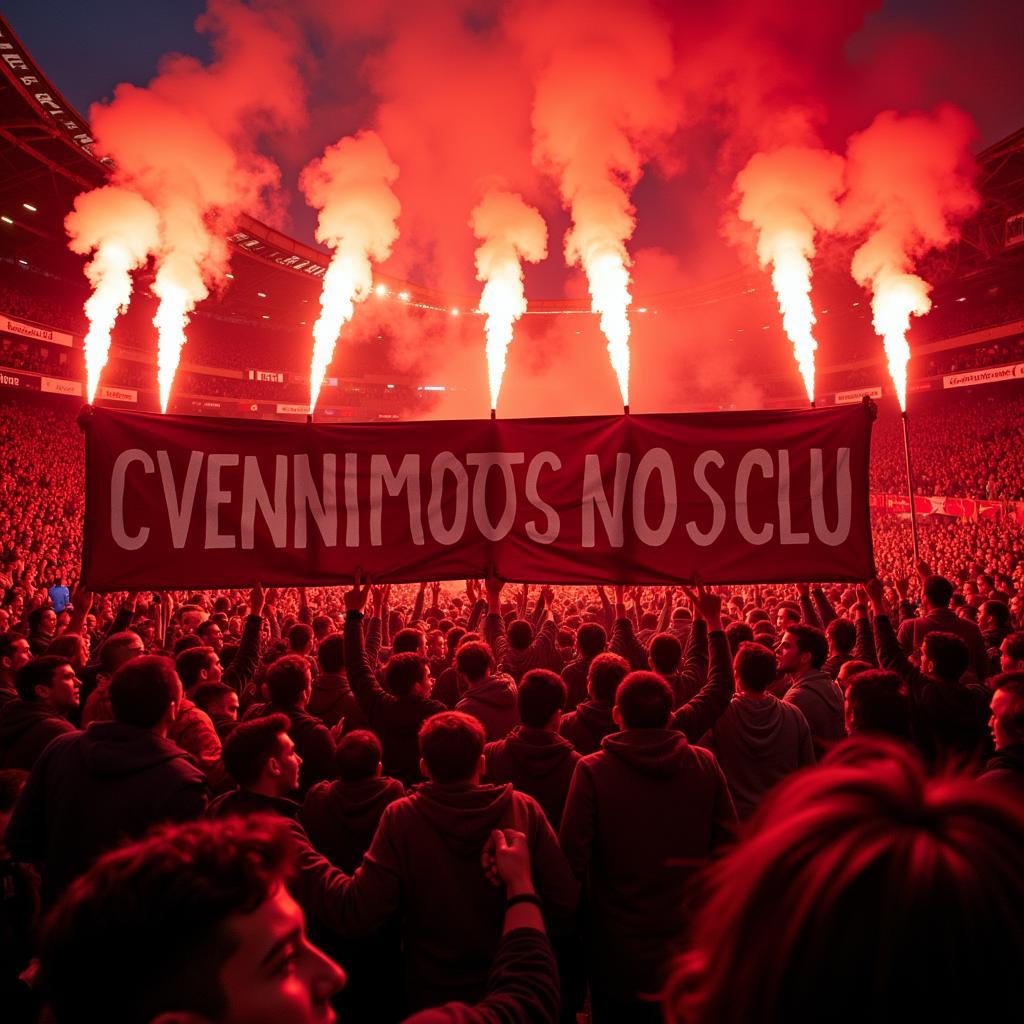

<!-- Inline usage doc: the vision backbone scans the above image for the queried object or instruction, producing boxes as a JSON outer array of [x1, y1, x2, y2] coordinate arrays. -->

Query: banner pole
[[623, 404, 630, 415], [901, 409, 921, 564]]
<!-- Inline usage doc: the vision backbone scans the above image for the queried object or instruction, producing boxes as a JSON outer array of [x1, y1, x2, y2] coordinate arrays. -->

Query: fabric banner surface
[[82, 404, 875, 590]]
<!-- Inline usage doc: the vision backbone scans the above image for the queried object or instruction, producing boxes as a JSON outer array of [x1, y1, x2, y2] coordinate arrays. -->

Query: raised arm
[[342, 573, 389, 719], [609, 585, 648, 670]]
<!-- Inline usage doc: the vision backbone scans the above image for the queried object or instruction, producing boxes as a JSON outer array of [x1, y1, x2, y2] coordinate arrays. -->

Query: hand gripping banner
[[81, 404, 875, 590]]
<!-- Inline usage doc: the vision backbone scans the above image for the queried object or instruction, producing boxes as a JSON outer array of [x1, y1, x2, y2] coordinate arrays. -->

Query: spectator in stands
[[558, 652, 628, 755], [843, 669, 912, 742], [663, 738, 1024, 1024], [0, 768, 36, 1021], [982, 672, 1024, 791], [192, 680, 240, 739], [26, 607, 57, 657], [484, 669, 581, 829], [700, 641, 815, 820], [0, 633, 31, 709], [5, 655, 207, 905], [484, 576, 560, 683], [300, 729, 405, 873], [1000, 632, 1024, 674], [823, 617, 857, 678], [561, 622, 607, 710], [559, 670, 736, 1021], [81, 631, 146, 726], [308, 632, 363, 730], [0, 656, 78, 770], [777, 624, 845, 757], [454, 642, 519, 742]]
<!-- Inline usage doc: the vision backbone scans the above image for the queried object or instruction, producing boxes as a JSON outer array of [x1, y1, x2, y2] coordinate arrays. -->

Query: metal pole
[[901, 409, 920, 564], [490, 407, 496, 420], [623, 404, 630, 415]]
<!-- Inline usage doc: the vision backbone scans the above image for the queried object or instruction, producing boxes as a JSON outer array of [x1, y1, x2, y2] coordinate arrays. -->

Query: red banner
[[81, 405, 875, 590]]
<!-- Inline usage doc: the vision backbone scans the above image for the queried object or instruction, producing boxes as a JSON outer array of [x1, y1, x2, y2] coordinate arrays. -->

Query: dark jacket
[[897, 606, 989, 682], [344, 611, 445, 784], [484, 726, 581, 829], [300, 776, 406, 873], [782, 669, 846, 757], [559, 730, 736, 1001], [484, 613, 561, 683], [981, 742, 1024, 794], [558, 700, 616, 755], [701, 693, 815, 819], [561, 657, 592, 711], [6, 722, 208, 905], [430, 667, 462, 709], [0, 700, 76, 771], [456, 676, 520, 741], [290, 781, 579, 1011], [308, 671, 367, 732], [669, 626, 735, 743], [208, 788, 301, 820]]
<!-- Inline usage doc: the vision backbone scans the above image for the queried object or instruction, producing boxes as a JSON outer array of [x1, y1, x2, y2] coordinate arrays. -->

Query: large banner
[[82, 404, 875, 590]]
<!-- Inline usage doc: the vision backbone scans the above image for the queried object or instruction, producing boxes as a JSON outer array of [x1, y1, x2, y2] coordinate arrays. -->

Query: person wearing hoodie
[[0, 657, 78, 771], [483, 574, 561, 684], [559, 669, 736, 1022], [300, 729, 406, 873], [288, 709, 578, 1013], [307, 632, 366, 731], [344, 576, 446, 785], [699, 641, 815, 820], [454, 642, 519, 742], [484, 669, 581, 830], [558, 652, 628, 755], [5, 655, 207, 907], [561, 623, 607, 711], [777, 624, 846, 758], [982, 672, 1024, 792]]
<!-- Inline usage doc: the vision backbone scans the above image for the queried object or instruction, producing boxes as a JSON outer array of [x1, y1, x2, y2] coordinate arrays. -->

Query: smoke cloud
[[300, 130, 401, 412]]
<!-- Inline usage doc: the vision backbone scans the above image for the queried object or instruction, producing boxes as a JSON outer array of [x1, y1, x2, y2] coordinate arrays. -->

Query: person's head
[[844, 670, 911, 739], [15, 656, 79, 714], [179, 605, 207, 632], [39, 815, 345, 1024], [445, 627, 466, 656], [455, 641, 495, 687], [311, 615, 333, 643], [837, 659, 874, 690], [109, 656, 182, 733], [265, 656, 312, 710], [0, 631, 32, 678], [650, 632, 683, 675], [518, 669, 567, 730], [176, 646, 223, 692], [98, 630, 147, 676], [614, 671, 673, 730], [223, 714, 301, 795], [775, 602, 800, 632], [418, 711, 486, 784], [825, 618, 856, 657], [724, 620, 754, 654], [392, 627, 425, 657], [576, 623, 607, 660], [287, 623, 314, 657], [1000, 632, 1024, 674], [989, 672, 1024, 751], [46, 632, 89, 672], [979, 600, 1010, 634], [334, 730, 382, 783], [587, 652, 629, 705], [663, 739, 1024, 1024], [733, 641, 777, 694], [173, 633, 204, 657], [920, 632, 969, 683], [776, 625, 829, 676], [28, 606, 58, 637], [922, 574, 954, 611], [384, 653, 429, 698], [196, 619, 224, 654], [193, 681, 240, 722], [315, 634, 344, 675], [507, 619, 534, 651]]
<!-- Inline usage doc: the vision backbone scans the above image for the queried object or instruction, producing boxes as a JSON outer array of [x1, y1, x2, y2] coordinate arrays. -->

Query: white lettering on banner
[[943, 363, 1024, 390], [111, 450, 154, 550], [835, 386, 882, 404], [276, 403, 310, 415], [2, 315, 73, 347], [0, 372, 23, 388], [42, 377, 83, 396], [109, 446, 859, 553], [98, 386, 138, 403], [370, 454, 424, 546], [525, 452, 561, 544]]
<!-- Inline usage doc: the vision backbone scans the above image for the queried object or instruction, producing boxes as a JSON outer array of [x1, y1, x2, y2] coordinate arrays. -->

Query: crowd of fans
[[0, 387, 1017, 1021]]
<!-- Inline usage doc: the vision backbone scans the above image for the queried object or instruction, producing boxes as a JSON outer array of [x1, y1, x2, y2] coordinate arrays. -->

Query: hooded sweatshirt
[[300, 775, 406, 872], [6, 721, 208, 905], [455, 675, 519, 741], [308, 671, 366, 731], [291, 781, 579, 1011], [559, 729, 736, 1001], [981, 742, 1024, 794], [559, 700, 617, 755], [702, 693, 815, 819], [783, 669, 845, 757], [0, 699, 75, 770], [484, 726, 581, 828]]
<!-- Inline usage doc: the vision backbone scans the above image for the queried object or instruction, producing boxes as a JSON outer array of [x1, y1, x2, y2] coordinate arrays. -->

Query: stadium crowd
[[0, 387, 1019, 1022]]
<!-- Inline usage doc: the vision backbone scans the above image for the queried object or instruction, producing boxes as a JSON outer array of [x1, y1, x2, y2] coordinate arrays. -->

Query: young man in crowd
[[776, 624, 846, 757], [0, 633, 32, 710], [999, 631, 1024, 674], [561, 623, 607, 710], [0, 656, 79, 770], [454, 641, 520, 741], [559, 664, 736, 1021], [982, 672, 1024, 791], [558, 652, 629, 755], [308, 632, 365, 731], [843, 669, 912, 742], [699, 640, 815, 820], [484, 576, 561, 683], [192, 679, 241, 739], [483, 669, 581, 829], [5, 655, 207, 905]]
